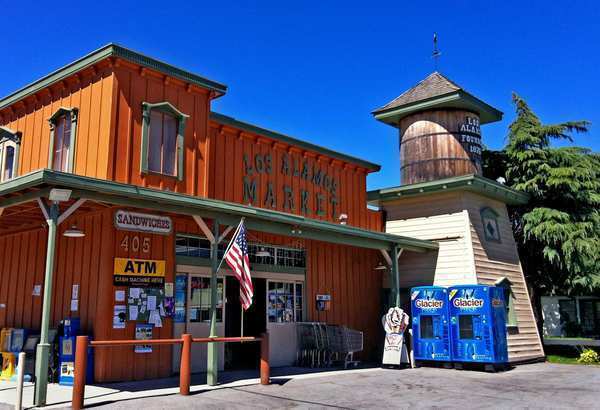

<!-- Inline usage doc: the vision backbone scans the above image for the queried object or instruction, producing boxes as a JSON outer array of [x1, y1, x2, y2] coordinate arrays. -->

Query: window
[[141, 102, 188, 180], [579, 299, 600, 336], [496, 277, 517, 327], [176, 234, 306, 270], [189, 276, 224, 323], [480, 207, 501, 242], [176, 235, 212, 258], [48, 107, 78, 173], [268, 281, 303, 323], [0, 127, 21, 183]]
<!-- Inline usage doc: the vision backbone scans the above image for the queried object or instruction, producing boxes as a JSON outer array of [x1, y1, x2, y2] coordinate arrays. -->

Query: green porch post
[[207, 219, 219, 386], [391, 246, 401, 307], [34, 203, 59, 407]]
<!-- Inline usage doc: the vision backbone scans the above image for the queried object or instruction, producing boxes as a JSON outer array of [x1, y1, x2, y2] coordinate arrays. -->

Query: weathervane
[[432, 32, 441, 71]]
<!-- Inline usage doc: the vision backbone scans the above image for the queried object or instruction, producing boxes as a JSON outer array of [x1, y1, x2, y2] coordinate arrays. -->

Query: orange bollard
[[179, 334, 192, 395], [72, 336, 89, 410], [260, 332, 270, 385]]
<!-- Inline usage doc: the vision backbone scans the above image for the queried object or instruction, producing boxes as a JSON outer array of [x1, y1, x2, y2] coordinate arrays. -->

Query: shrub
[[577, 349, 600, 365]]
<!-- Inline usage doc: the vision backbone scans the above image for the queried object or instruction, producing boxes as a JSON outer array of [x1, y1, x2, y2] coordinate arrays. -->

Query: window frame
[[47, 107, 78, 173], [0, 127, 21, 183], [141, 101, 189, 181], [496, 277, 518, 328], [480, 207, 502, 243]]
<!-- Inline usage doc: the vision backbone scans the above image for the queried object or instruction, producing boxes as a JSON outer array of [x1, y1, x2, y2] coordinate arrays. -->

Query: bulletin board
[[127, 287, 174, 326]]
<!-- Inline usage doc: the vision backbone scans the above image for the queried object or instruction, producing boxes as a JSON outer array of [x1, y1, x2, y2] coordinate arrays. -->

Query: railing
[[72, 332, 270, 410]]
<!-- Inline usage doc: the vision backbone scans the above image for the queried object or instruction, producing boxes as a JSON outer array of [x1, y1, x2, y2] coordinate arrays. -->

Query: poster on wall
[[381, 307, 410, 366], [113, 305, 127, 329], [174, 275, 187, 323], [135, 324, 154, 353]]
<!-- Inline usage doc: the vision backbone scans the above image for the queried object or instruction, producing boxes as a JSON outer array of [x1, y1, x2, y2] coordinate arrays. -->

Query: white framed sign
[[115, 210, 172, 235]]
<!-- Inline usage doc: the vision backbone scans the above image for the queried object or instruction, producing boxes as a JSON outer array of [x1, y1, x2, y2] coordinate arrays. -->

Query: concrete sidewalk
[[0, 366, 379, 409]]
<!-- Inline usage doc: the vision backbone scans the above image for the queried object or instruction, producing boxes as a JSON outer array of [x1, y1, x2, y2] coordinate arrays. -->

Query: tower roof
[[373, 72, 502, 127]]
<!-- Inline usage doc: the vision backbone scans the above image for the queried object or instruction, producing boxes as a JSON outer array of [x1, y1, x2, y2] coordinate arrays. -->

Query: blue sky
[[2, 1, 598, 189]]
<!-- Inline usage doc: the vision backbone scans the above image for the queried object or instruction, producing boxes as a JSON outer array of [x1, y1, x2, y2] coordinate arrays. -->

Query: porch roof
[[0, 170, 438, 252]]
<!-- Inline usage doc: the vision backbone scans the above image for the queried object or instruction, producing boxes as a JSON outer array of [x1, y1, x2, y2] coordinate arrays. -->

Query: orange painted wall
[[108, 63, 212, 196], [0, 54, 388, 381], [207, 122, 377, 228], [0, 64, 115, 180], [305, 240, 383, 358], [0, 211, 113, 335], [0, 55, 381, 230]]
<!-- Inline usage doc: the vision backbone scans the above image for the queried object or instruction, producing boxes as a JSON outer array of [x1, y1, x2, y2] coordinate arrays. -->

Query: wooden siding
[[0, 65, 115, 179], [305, 240, 382, 359], [208, 122, 376, 228], [463, 192, 544, 361], [386, 211, 476, 287], [399, 110, 482, 185], [0, 56, 381, 230], [0, 211, 112, 336], [109, 64, 211, 196], [381, 190, 544, 362]]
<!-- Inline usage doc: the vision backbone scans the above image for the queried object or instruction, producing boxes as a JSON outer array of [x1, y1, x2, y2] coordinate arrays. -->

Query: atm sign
[[114, 258, 166, 287]]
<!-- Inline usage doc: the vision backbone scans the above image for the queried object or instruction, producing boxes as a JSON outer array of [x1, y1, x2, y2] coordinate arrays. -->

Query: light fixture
[[291, 226, 302, 235], [374, 261, 388, 270], [338, 213, 348, 225], [255, 247, 271, 258], [63, 225, 85, 238], [49, 188, 72, 202]]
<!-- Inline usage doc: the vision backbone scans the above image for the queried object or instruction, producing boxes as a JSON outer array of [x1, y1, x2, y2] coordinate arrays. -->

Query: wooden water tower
[[372, 72, 503, 185]]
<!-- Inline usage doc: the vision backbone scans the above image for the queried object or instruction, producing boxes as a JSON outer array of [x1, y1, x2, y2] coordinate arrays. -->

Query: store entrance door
[[225, 277, 266, 369], [187, 274, 226, 372]]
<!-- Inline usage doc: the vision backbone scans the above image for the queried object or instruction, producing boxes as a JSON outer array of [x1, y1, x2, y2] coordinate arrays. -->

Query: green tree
[[483, 94, 600, 325]]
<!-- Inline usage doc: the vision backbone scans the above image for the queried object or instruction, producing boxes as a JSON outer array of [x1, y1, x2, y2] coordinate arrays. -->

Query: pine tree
[[484, 94, 599, 327]]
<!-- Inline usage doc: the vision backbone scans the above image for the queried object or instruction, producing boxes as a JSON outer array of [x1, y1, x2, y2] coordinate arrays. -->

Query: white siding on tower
[[380, 190, 545, 363], [386, 211, 476, 287]]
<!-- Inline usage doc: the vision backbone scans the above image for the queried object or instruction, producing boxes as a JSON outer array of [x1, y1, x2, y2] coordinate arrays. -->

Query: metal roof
[[367, 174, 529, 206]]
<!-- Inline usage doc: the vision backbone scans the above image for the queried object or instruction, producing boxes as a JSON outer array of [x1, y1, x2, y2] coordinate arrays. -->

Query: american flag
[[224, 221, 254, 310]]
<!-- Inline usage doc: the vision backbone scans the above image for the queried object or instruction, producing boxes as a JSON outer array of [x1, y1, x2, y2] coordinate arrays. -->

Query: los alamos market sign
[[114, 257, 166, 287], [242, 152, 341, 218], [115, 210, 172, 235]]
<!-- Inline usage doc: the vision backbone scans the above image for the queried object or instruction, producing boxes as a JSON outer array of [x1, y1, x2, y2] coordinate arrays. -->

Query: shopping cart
[[342, 327, 363, 368], [296, 323, 363, 369], [296, 322, 318, 367]]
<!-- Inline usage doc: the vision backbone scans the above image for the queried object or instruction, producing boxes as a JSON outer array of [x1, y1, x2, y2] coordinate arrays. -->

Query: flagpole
[[241, 245, 245, 339], [241, 305, 244, 338], [216, 218, 244, 273]]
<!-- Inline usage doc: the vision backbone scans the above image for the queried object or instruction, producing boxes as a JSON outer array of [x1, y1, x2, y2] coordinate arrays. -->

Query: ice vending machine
[[410, 286, 452, 362], [448, 285, 508, 367]]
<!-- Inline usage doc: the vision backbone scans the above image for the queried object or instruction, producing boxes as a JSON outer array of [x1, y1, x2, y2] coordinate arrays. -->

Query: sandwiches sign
[[115, 210, 172, 235]]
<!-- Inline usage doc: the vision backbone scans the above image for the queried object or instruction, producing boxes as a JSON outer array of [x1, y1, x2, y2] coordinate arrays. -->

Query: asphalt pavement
[[71, 363, 600, 409]]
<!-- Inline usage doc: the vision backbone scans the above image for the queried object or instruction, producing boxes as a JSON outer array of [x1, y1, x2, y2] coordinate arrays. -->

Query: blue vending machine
[[410, 286, 452, 364], [448, 285, 508, 369]]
